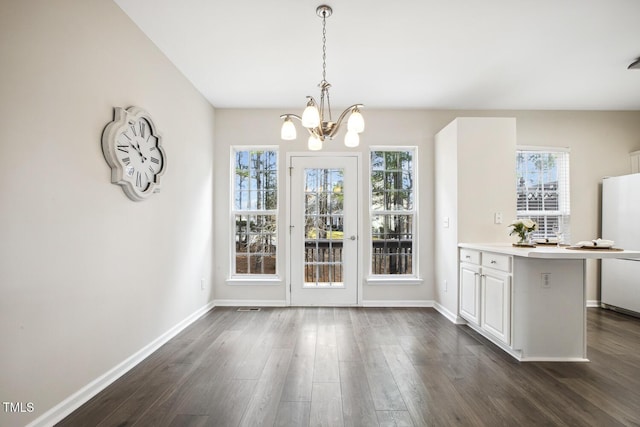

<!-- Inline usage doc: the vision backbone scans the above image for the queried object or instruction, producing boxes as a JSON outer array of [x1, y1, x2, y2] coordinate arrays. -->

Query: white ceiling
[[114, 0, 640, 110]]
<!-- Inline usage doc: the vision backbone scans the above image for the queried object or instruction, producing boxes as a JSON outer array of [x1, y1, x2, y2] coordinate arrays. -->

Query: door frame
[[285, 151, 363, 306]]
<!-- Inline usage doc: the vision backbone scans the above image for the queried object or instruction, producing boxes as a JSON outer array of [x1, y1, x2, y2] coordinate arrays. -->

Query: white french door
[[289, 155, 359, 306]]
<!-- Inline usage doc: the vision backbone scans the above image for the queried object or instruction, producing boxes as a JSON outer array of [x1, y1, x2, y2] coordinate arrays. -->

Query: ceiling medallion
[[280, 5, 365, 150]]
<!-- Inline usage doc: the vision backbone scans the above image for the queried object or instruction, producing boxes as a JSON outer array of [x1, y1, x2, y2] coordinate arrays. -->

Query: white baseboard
[[361, 300, 434, 308], [433, 301, 467, 324], [215, 300, 434, 308], [519, 356, 590, 362], [213, 299, 286, 307], [586, 300, 601, 308], [27, 301, 215, 427]]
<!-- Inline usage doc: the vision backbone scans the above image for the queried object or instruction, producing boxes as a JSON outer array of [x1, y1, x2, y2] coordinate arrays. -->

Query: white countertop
[[459, 243, 640, 259]]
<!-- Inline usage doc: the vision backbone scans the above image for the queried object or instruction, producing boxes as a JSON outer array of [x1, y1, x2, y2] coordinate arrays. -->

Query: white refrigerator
[[601, 174, 640, 315]]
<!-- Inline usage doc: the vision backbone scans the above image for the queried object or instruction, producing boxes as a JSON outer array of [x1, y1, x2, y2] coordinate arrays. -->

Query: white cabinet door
[[481, 269, 511, 346], [459, 263, 481, 325]]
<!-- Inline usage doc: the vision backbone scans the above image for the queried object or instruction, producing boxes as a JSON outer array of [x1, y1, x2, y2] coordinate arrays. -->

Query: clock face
[[115, 117, 164, 192], [102, 107, 166, 201]]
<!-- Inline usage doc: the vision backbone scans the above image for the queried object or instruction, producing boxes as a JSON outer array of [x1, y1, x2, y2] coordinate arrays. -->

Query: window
[[370, 149, 416, 276], [516, 148, 570, 241], [232, 148, 278, 276]]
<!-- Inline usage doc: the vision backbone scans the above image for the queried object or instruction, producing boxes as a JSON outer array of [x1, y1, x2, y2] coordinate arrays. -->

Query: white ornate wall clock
[[102, 106, 166, 201]]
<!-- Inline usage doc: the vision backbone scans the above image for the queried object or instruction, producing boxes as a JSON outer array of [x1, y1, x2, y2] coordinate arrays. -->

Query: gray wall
[[0, 1, 215, 425]]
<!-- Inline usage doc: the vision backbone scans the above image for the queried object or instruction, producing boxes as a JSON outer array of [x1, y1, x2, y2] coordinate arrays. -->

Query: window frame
[[516, 145, 571, 241], [367, 146, 421, 284], [228, 146, 281, 284]]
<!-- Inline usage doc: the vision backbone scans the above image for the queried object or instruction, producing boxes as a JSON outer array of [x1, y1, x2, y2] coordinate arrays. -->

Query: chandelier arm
[[280, 114, 324, 140], [328, 104, 364, 138], [280, 113, 302, 121], [309, 127, 324, 140], [305, 95, 323, 122]]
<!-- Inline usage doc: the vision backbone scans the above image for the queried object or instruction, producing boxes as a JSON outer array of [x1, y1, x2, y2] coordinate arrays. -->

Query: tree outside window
[[233, 149, 278, 275], [370, 149, 416, 275]]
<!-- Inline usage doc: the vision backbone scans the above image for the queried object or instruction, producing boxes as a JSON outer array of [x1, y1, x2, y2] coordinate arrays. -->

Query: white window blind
[[516, 149, 570, 241]]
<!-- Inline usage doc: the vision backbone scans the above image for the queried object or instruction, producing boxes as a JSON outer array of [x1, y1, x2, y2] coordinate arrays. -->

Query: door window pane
[[304, 168, 344, 286]]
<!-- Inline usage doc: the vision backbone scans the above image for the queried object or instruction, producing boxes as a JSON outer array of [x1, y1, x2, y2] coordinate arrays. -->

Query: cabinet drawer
[[460, 249, 480, 265], [481, 252, 511, 272]]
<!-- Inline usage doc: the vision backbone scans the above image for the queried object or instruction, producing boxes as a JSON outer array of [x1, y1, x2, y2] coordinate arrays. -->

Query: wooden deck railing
[[235, 239, 413, 278], [304, 239, 412, 281]]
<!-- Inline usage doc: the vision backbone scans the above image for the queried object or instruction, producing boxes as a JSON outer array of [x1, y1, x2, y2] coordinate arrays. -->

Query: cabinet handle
[[465, 255, 471, 259], [490, 260, 497, 264]]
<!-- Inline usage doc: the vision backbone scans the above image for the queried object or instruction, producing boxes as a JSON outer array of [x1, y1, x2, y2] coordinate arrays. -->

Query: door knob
[[349, 235, 357, 240]]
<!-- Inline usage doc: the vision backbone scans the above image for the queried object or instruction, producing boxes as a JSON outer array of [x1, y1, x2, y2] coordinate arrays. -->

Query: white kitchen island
[[458, 243, 640, 362]]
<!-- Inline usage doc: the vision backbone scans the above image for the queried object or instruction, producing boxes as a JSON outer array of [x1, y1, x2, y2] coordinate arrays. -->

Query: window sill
[[226, 277, 283, 286], [366, 276, 424, 286]]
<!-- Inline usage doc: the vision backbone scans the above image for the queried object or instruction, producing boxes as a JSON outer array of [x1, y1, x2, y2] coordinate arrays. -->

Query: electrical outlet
[[541, 273, 551, 288], [494, 212, 503, 224], [200, 278, 205, 290], [443, 216, 450, 228]]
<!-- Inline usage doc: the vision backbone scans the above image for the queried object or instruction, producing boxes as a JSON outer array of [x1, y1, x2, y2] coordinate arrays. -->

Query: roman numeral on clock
[[117, 145, 128, 153], [122, 157, 130, 165], [136, 172, 142, 187], [150, 157, 160, 164]]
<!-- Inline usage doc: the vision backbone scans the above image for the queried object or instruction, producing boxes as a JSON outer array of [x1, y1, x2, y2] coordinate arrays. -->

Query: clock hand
[[129, 142, 141, 154], [137, 143, 148, 162], [128, 142, 148, 161]]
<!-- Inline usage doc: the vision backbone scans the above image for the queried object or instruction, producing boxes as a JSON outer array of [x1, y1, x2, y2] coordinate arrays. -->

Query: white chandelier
[[280, 5, 365, 151]]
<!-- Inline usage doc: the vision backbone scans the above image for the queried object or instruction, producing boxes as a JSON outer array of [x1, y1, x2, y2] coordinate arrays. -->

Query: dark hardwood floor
[[58, 307, 640, 426]]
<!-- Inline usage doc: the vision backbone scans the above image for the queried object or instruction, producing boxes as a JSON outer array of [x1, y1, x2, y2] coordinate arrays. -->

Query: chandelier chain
[[321, 12, 327, 83], [320, 10, 332, 120]]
